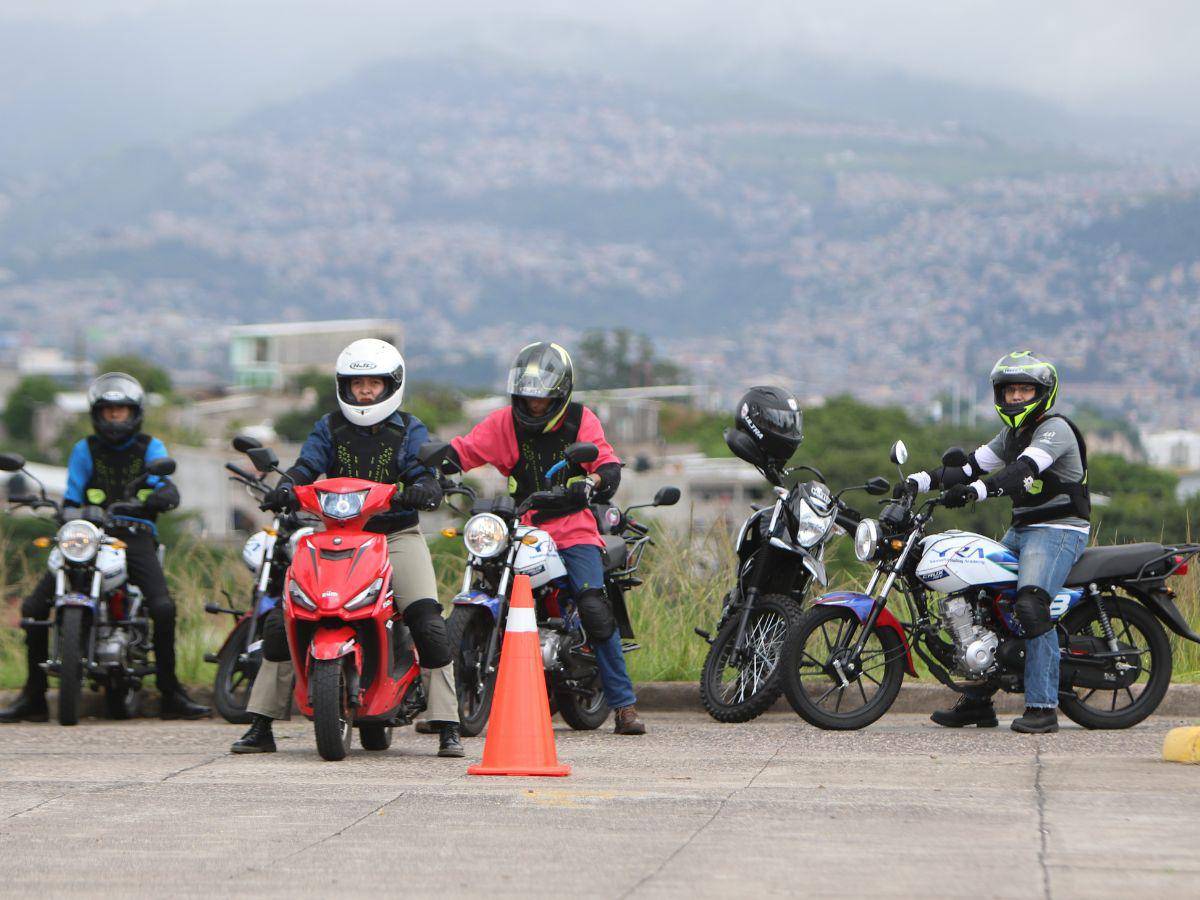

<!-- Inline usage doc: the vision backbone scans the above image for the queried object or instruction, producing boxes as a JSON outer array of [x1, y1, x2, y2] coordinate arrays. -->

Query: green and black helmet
[[990, 350, 1058, 429], [507, 341, 574, 433]]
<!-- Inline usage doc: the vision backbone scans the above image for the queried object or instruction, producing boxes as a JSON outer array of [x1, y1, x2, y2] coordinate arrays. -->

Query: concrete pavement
[[1, 711, 1197, 898]]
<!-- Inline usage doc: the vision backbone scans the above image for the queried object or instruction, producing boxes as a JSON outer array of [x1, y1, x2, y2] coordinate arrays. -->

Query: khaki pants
[[246, 527, 459, 724]]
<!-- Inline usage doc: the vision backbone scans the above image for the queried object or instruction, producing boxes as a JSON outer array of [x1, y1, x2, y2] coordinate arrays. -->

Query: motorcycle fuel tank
[[915, 530, 1018, 593], [512, 526, 568, 589]]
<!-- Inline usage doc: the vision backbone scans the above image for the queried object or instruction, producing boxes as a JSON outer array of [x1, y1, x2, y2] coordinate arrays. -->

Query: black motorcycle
[[420, 439, 679, 735], [781, 440, 1200, 730], [694, 428, 890, 722], [0, 450, 176, 725], [203, 436, 316, 723]]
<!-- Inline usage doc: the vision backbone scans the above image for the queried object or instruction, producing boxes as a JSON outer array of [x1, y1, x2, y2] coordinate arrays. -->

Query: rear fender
[[453, 590, 502, 620], [813, 591, 917, 677], [1137, 587, 1200, 643]]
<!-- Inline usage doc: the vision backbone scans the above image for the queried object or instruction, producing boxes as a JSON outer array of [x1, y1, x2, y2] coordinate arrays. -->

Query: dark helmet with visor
[[734, 385, 803, 469], [87, 372, 146, 444], [990, 350, 1058, 429], [508, 341, 574, 433]]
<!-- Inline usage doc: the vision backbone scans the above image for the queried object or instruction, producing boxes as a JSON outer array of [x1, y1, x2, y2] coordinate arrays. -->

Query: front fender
[[813, 591, 917, 677], [309, 625, 360, 662], [453, 589, 502, 620], [55, 593, 96, 610]]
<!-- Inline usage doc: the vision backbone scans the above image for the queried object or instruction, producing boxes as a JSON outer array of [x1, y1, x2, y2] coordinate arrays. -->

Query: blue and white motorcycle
[[780, 440, 1200, 730]]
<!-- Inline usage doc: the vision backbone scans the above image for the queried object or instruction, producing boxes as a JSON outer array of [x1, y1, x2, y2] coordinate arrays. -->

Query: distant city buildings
[[228, 319, 402, 389]]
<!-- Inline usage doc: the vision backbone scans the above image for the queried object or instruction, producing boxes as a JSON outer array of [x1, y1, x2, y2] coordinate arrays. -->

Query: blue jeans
[[999, 526, 1089, 709], [558, 544, 638, 710]]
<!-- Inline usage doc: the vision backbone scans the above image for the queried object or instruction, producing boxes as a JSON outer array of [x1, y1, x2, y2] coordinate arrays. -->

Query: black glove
[[260, 481, 296, 513], [892, 477, 919, 500], [398, 476, 443, 512], [142, 481, 180, 513], [942, 483, 978, 509], [567, 477, 595, 508]]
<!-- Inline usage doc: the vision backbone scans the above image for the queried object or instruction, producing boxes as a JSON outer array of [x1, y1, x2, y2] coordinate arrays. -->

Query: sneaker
[[1011, 707, 1059, 734], [230, 714, 276, 753], [438, 723, 465, 758], [930, 694, 998, 728], [0, 692, 49, 724], [160, 688, 211, 720], [613, 705, 646, 735]]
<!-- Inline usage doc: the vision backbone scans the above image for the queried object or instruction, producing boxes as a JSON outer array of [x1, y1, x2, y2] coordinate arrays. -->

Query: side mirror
[[232, 435, 263, 453], [146, 457, 176, 478], [889, 440, 909, 466], [0, 452, 26, 472], [564, 442, 599, 466], [247, 447, 280, 474], [653, 486, 681, 507], [865, 476, 891, 496], [941, 446, 969, 468]]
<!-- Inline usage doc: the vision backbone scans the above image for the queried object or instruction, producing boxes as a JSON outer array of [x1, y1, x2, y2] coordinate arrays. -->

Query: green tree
[[576, 329, 686, 390], [2, 376, 60, 443], [96, 355, 173, 396]]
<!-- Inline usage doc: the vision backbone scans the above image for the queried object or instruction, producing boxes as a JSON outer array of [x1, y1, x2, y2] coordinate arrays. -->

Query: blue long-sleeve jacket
[[64, 434, 174, 532]]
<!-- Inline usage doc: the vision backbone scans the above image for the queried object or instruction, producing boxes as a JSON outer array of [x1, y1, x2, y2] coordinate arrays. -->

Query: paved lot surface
[[1, 711, 1197, 898]]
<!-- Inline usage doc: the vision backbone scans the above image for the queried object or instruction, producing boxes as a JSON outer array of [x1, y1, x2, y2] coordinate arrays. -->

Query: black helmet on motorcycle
[[990, 350, 1058, 430], [507, 341, 574, 433], [87, 372, 145, 444], [734, 386, 803, 469]]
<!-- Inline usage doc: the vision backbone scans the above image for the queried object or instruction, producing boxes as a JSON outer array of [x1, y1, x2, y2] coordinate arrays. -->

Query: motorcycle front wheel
[[213, 617, 260, 725], [447, 606, 497, 737], [57, 606, 87, 727], [311, 659, 353, 761], [781, 605, 905, 730], [699, 594, 802, 723]]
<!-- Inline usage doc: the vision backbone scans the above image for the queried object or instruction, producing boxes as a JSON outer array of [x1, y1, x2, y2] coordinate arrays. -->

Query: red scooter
[[283, 476, 423, 760]]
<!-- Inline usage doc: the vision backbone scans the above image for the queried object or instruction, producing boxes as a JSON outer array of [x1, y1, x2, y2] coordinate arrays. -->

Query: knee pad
[[260, 607, 291, 662], [1014, 586, 1054, 639], [577, 589, 616, 642], [403, 599, 451, 669]]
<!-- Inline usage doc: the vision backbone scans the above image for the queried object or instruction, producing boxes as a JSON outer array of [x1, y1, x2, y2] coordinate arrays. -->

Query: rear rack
[[1135, 543, 1200, 582]]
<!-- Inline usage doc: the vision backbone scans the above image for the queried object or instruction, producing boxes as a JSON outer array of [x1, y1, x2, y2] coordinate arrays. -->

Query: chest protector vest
[[326, 411, 414, 533], [508, 403, 587, 504], [1001, 414, 1090, 525], [85, 433, 152, 512]]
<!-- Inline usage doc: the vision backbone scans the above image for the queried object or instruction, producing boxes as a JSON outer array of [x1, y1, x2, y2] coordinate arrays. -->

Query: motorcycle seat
[[1064, 542, 1165, 585], [602, 535, 629, 572]]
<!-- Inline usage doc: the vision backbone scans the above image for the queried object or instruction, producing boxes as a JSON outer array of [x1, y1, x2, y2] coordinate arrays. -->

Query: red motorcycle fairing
[[309, 625, 359, 661], [812, 591, 918, 677]]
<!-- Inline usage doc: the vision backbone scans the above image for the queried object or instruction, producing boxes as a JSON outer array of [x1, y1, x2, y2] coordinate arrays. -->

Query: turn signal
[[109, 540, 126, 550], [32, 537, 51, 548], [441, 527, 459, 538], [521, 534, 540, 545], [890, 539, 904, 550], [264, 528, 277, 537]]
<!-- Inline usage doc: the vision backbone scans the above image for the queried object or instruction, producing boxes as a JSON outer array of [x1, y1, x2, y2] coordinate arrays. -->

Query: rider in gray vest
[[898, 351, 1089, 734]]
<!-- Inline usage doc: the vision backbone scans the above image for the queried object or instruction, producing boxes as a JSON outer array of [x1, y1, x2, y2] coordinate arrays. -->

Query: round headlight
[[854, 518, 880, 562], [57, 520, 102, 564], [794, 499, 834, 548], [463, 513, 509, 559]]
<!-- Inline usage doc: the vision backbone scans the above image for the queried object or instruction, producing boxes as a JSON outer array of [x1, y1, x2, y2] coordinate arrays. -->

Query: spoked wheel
[[781, 605, 905, 730], [311, 660, 353, 761], [700, 594, 802, 722], [1058, 596, 1172, 730], [213, 617, 261, 725], [447, 607, 497, 737]]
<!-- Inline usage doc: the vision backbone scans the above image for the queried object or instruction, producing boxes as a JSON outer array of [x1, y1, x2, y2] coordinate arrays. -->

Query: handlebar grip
[[835, 510, 861, 531]]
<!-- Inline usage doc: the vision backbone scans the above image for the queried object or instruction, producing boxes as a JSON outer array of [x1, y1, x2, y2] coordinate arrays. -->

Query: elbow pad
[[983, 457, 1038, 498]]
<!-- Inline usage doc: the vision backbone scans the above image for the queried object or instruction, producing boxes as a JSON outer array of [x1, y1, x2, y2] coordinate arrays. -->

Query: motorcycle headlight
[[463, 513, 508, 559], [344, 577, 384, 611], [288, 579, 317, 611], [854, 518, 880, 562], [317, 489, 368, 520], [794, 499, 835, 548], [57, 520, 101, 564]]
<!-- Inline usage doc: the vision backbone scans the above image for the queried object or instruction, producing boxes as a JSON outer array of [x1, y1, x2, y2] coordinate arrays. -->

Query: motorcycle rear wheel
[[700, 594, 802, 723], [781, 605, 905, 731], [312, 660, 353, 761], [104, 676, 140, 720], [213, 617, 259, 725], [1058, 596, 1171, 730], [358, 723, 393, 751], [57, 607, 87, 727], [555, 677, 609, 730]]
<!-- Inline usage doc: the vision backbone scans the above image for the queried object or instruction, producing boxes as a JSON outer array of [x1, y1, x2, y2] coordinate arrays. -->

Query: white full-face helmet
[[335, 339, 405, 427]]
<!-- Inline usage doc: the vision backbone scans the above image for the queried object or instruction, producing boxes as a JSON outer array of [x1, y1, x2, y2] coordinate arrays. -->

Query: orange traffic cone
[[468, 573, 570, 777]]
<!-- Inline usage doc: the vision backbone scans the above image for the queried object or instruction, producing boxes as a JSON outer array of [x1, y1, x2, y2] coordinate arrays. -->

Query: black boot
[[160, 687, 210, 720], [1011, 707, 1059, 734], [0, 690, 49, 723], [930, 694, 998, 728], [438, 723, 465, 758], [231, 715, 277, 753]]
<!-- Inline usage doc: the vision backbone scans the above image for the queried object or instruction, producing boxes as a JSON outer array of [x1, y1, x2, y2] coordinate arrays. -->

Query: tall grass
[[3, 525, 1199, 690]]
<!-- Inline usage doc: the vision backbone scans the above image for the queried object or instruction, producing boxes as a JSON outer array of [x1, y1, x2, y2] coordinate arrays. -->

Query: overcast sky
[[2, 0, 1198, 169]]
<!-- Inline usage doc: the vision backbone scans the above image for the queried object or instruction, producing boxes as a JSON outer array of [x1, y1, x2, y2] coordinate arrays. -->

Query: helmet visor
[[88, 373, 144, 408], [759, 406, 801, 437], [507, 353, 570, 399]]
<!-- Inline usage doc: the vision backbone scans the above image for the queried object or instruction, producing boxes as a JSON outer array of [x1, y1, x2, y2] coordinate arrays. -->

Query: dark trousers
[[19, 531, 179, 695]]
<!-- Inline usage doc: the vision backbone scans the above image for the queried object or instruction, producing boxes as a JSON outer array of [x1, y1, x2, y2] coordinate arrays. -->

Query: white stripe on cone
[[506, 606, 537, 633]]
